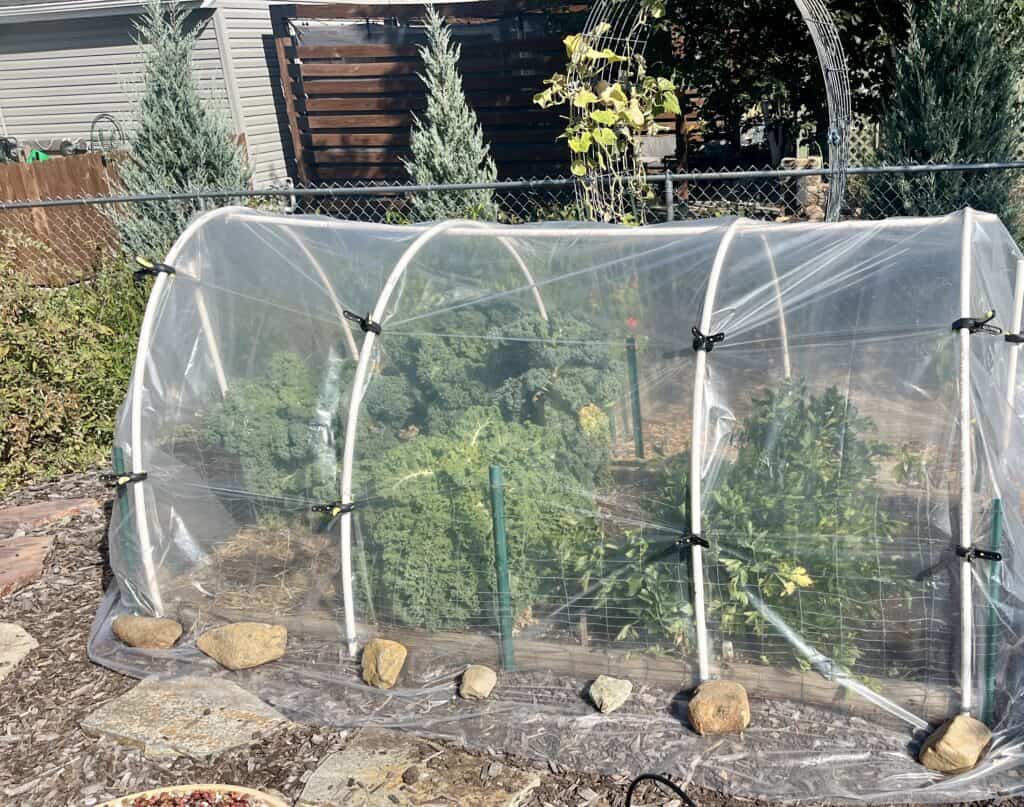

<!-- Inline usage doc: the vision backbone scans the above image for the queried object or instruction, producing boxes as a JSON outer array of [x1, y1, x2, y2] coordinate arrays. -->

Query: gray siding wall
[[0, 11, 228, 150], [217, 0, 289, 185]]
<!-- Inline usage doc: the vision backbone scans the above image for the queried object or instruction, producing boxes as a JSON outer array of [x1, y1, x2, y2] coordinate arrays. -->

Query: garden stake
[[983, 498, 1004, 726], [626, 336, 645, 459], [111, 446, 142, 608], [489, 465, 516, 671]]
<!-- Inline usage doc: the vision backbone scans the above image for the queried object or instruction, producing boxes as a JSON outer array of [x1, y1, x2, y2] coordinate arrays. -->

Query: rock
[[197, 622, 287, 670], [0, 623, 37, 684], [361, 638, 407, 689], [688, 679, 751, 735], [112, 615, 183, 649], [589, 675, 632, 714], [297, 728, 540, 807], [920, 714, 992, 773], [402, 766, 421, 785], [460, 665, 497, 699], [81, 675, 287, 758], [0, 497, 100, 538], [0, 533, 53, 597], [805, 204, 826, 222]]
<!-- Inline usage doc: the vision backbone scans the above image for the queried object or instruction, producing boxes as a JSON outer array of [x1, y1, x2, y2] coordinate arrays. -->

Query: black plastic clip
[[956, 545, 1003, 563], [100, 471, 148, 487], [133, 257, 176, 281], [952, 310, 1002, 336], [677, 533, 710, 548], [692, 326, 725, 353], [343, 310, 381, 335], [1005, 333, 1024, 344], [312, 501, 357, 518]]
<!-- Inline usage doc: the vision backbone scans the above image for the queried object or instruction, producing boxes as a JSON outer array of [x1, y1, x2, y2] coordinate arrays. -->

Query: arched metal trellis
[[568, 0, 851, 222]]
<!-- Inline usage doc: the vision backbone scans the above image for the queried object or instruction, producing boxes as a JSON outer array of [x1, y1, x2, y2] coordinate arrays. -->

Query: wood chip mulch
[[0, 469, 1019, 807]]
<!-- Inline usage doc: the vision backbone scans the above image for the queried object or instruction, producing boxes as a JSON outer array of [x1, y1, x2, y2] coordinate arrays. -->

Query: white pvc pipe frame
[[958, 210, 975, 714], [337, 219, 548, 655], [129, 208, 1014, 708]]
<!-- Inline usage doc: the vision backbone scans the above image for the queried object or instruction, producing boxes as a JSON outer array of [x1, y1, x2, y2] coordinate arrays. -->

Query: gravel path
[[0, 470, 1020, 807]]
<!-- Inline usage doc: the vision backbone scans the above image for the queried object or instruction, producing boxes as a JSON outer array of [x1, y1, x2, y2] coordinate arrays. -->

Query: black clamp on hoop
[[343, 310, 382, 335], [100, 471, 148, 488], [133, 257, 176, 281], [312, 501, 357, 518], [692, 326, 725, 353], [956, 545, 1003, 563], [1005, 333, 1024, 344], [952, 310, 1002, 336], [677, 533, 710, 548]]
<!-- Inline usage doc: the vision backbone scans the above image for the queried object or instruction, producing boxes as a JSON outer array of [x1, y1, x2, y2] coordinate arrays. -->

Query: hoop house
[[91, 207, 1024, 803]]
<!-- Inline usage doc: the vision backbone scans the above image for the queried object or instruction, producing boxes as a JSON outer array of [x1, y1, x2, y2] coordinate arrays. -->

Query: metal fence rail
[[2, 162, 1023, 284]]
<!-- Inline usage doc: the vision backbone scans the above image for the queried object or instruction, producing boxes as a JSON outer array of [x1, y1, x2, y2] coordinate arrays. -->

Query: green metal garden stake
[[489, 465, 516, 671], [113, 446, 131, 524], [112, 446, 141, 609], [982, 498, 1004, 726], [626, 336, 645, 459]]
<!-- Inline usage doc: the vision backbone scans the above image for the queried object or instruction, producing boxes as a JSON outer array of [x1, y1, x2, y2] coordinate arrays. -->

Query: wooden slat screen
[[273, 3, 577, 184]]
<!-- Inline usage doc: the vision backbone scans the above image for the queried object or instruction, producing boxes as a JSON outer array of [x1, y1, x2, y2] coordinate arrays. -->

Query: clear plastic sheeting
[[90, 207, 1024, 803]]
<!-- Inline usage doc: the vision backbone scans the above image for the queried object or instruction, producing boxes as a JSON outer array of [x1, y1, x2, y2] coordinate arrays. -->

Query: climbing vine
[[534, 23, 680, 223]]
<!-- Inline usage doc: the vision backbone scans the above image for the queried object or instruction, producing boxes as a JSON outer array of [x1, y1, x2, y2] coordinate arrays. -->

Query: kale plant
[[198, 353, 336, 506], [363, 406, 603, 628]]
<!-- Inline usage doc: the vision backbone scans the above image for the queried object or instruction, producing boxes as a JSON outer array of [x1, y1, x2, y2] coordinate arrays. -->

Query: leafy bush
[[0, 259, 146, 493], [641, 380, 901, 667], [113, 0, 249, 258], [197, 353, 338, 505], [193, 307, 624, 629], [365, 407, 603, 628], [403, 6, 498, 221]]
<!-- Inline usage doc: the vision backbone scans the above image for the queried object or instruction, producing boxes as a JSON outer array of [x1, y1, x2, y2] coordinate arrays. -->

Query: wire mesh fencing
[[2, 162, 1023, 285]]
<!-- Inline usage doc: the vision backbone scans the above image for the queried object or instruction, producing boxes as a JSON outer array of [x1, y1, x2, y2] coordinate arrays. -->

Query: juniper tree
[[877, 0, 1023, 225], [114, 0, 249, 258], [404, 6, 498, 221]]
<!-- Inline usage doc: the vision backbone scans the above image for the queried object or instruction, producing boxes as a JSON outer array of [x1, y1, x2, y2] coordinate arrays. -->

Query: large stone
[[688, 679, 751, 735], [589, 675, 632, 714], [0, 623, 38, 683], [298, 729, 540, 807], [920, 714, 992, 773], [81, 675, 287, 758], [112, 615, 183, 649], [0, 534, 53, 597], [460, 664, 497, 700], [197, 622, 287, 670], [0, 498, 99, 538], [361, 638, 407, 689]]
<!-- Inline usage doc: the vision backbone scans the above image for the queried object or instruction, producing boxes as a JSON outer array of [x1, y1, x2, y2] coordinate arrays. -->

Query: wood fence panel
[[0, 153, 120, 285], [273, 2, 576, 184]]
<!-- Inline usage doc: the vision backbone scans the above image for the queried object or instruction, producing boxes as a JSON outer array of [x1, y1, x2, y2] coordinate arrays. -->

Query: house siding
[[0, 10, 228, 149], [217, 0, 290, 185]]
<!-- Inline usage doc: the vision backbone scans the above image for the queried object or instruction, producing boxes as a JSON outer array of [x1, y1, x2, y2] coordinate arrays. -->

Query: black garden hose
[[625, 772, 699, 807]]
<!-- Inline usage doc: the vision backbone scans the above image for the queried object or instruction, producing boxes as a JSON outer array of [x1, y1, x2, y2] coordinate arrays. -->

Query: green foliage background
[[876, 0, 1023, 228], [196, 306, 625, 630], [113, 0, 250, 258], [403, 6, 498, 221], [0, 256, 146, 493]]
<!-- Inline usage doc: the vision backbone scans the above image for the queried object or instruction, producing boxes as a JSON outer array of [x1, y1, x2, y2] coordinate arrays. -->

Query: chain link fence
[[2, 162, 1023, 285]]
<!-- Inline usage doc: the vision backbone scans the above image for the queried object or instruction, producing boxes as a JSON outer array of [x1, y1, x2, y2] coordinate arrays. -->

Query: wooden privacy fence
[[272, 1, 582, 184], [0, 153, 121, 285]]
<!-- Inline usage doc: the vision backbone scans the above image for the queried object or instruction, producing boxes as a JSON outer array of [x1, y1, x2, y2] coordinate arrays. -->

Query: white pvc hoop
[[127, 205, 235, 615], [689, 218, 745, 682], [336, 219, 549, 655], [958, 208, 975, 714]]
